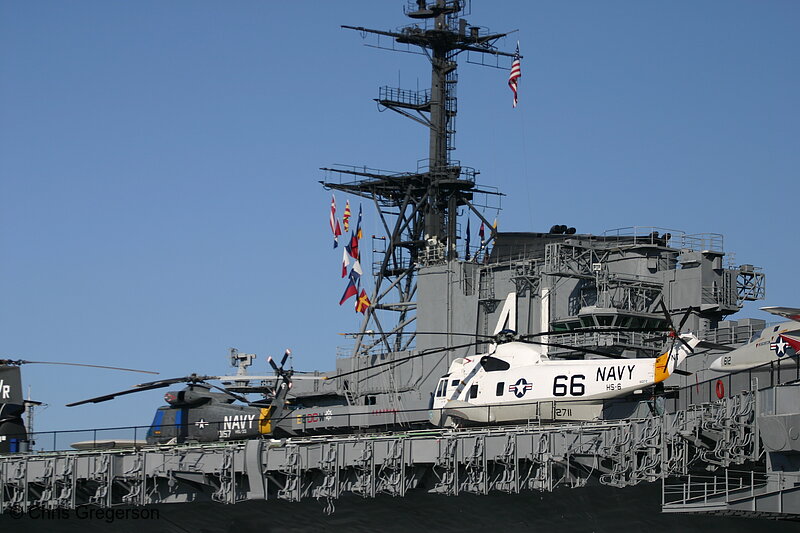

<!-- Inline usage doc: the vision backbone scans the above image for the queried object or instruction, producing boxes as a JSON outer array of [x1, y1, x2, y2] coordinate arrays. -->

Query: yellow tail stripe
[[654, 351, 671, 383]]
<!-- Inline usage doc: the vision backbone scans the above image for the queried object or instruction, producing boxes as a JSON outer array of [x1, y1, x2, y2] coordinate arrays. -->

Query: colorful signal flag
[[339, 269, 360, 305], [356, 289, 371, 314], [343, 200, 351, 233], [341, 247, 350, 278], [330, 195, 342, 248]]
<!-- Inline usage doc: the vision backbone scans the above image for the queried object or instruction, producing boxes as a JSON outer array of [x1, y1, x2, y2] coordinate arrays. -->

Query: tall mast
[[322, 1, 516, 356]]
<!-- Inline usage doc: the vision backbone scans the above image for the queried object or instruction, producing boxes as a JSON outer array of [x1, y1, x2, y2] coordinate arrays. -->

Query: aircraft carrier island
[[2, 2, 799, 531]]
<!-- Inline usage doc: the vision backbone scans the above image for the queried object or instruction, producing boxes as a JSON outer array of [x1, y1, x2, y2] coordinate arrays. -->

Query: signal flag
[[339, 269, 360, 305], [343, 200, 351, 233], [356, 289, 371, 314], [341, 247, 350, 278], [346, 233, 360, 261], [351, 258, 363, 277], [356, 204, 363, 240], [330, 195, 342, 248]]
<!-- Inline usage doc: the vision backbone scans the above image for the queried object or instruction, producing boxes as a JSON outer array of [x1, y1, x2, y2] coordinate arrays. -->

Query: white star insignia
[[773, 337, 789, 356], [195, 419, 208, 429]]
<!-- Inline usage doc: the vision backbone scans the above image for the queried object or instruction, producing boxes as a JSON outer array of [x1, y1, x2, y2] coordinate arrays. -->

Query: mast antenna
[[322, 1, 516, 356]]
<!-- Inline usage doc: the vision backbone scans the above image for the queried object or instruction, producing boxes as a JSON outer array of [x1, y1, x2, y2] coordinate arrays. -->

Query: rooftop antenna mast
[[322, 1, 517, 356]]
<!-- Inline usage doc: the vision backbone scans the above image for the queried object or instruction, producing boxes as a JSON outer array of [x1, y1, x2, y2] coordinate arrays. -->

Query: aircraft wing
[[761, 307, 800, 321], [780, 333, 800, 353]]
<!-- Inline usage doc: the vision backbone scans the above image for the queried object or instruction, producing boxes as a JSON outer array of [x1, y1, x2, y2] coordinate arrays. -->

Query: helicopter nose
[[708, 357, 723, 372]]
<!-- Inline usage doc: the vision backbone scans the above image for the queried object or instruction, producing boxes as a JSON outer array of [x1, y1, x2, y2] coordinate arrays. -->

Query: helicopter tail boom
[[654, 334, 699, 383]]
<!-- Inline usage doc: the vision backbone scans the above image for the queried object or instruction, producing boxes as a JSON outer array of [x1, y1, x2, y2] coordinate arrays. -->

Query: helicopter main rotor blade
[[677, 307, 696, 332], [2, 360, 159, 375], [218, 375, 325, 381], [204, 382, 250, 404], [516, 339, 625, 359], [267, 357, 280, 373], [324, 341, 482, 381], [520, 326, 670, 340], [66, 382, 172, 407], [134, 374, 217, 388], [280, 349, 291, 369], [659, 301, 674, 329], [339, 331, 496, 339]]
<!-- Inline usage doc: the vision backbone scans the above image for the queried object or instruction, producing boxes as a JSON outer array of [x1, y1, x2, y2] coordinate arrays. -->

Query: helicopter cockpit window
[[481, 356, 510, 372], [496, 382, 505, 396], [469, 384, 479, 399], [451, 379, 459, 387]]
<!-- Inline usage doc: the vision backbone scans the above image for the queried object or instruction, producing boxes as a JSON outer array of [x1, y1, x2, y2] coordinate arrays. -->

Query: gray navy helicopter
[[65, 349, 332, 445]]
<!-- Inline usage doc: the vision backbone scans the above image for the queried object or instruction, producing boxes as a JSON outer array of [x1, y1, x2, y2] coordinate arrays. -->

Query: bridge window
[[469, 384, 479, 399], [496, 382, 504, 396], [597, 315, 614, 327]]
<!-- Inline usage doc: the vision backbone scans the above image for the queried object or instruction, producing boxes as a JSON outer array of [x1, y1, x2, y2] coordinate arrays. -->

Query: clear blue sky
[[1, 1, 798, 435]]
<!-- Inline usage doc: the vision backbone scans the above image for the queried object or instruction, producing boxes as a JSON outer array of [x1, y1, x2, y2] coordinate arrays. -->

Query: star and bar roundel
[[508, 377, 533, 398], [771, 334, 800, 358]]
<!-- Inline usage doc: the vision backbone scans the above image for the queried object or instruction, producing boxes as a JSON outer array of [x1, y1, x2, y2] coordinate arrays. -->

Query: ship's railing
[[378, 86, 430, 108], [546, 331, 663, 355], [603, 226, 724, 253], [0, 401, 612, 455], [662, 469, 773, 507], [414, 158, 478, 184], [663, 469, 800, 512], [698, 321, 770, 346]]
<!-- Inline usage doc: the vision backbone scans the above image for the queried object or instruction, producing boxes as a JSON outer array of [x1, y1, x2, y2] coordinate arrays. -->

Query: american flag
[[508, 43, 521, 108]]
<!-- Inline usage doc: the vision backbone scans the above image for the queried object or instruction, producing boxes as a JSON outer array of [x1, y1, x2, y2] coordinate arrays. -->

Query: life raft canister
[[715, 379, 725, 399]]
